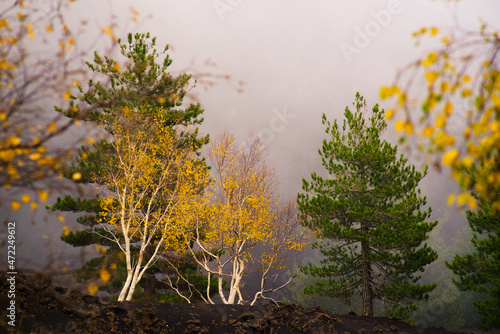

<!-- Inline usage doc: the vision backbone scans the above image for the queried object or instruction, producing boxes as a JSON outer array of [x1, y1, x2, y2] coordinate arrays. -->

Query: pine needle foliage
[[297, 93, 438, 318]]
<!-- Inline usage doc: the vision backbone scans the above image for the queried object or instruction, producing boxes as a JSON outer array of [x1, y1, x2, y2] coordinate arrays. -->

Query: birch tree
[[164, 132, 306, 305], [94, 106, 209, 301]]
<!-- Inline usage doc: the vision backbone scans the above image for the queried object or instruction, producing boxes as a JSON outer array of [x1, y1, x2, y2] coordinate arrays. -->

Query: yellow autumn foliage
[[381, 21, 500, 209]]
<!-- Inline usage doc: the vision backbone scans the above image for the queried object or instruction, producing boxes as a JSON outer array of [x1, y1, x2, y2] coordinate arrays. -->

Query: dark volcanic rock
[[0, 272, 467, 334]]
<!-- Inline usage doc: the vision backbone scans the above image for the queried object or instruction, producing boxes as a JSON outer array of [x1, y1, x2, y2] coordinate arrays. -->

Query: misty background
[[1, 0, 499, 329]]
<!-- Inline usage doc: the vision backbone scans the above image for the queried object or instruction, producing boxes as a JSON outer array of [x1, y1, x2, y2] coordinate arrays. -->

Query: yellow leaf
[[72, 172, 82, 181], [404, 122, 414, 135], [96, 245, 107, 254], [425, 71, 438, 85], [462, 156, 474, 168], [423, 126, 434, 138], [443, 102, 453, 116], [457, 192, 468, 206], [37, 190, 49, 202], [21, 194, 30, 203], [468, 197, 477, 209], [0, 150, 15, 162], [490, 121, 500, 132], [87, 284, 98, 296], [442, 149, 459, 166], [11, 201, 21, 210], [7, 136, 21, 146], [29, 153, 41, 160], [58, 215, 65, 222], [46, 25, 52, 32], [447, 194, 455, 206], [436, 116, 446, 129], [111, 263, 118, 269], [30, 202, 37, 210], [99, 268, 112, 283], [385, 109, 394, 120], [395, 120, 405, 132], [48, 122, 57, 132], [440, 82, 450, 93], [380, 86, 392, 99]]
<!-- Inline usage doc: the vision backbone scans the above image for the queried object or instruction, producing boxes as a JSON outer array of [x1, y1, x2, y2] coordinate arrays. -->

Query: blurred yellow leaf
[[462, 89, 472, 97], [425, 71, 438, 85], [395, 120, 405, 132], [7, 136, 21, 146], [404, 122, 414, 135], [447, 194, 455, 206], [99, 268, 112, 283], [21, 194, 30, 203], [30, 202, 37, 210], [423, 126, 434, 138], [462, 156, 474, 168], [436, 116, 446, 129], [37, 190, 49, 202], [457, 192, 469, 206], [443, 102, 453, 116], [48, 122, 57, 132], [440, 82, 450, 92], [385, 109, 394, 120], [72, 172, 82, 181], [11, 201, 21, 210], [0, 150, 15, 162], [442, 149, 459, 166], [87, 284, 98, 296]]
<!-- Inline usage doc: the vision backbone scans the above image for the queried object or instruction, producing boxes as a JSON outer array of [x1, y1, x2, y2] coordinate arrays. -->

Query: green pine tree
[[446, 202, 500, 330], [48, 32, 210, 298], [297, 93, 438, 318]]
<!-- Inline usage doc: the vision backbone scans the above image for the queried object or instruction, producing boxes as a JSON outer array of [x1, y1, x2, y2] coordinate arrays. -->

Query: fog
[[1, 0, 498, 329]]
